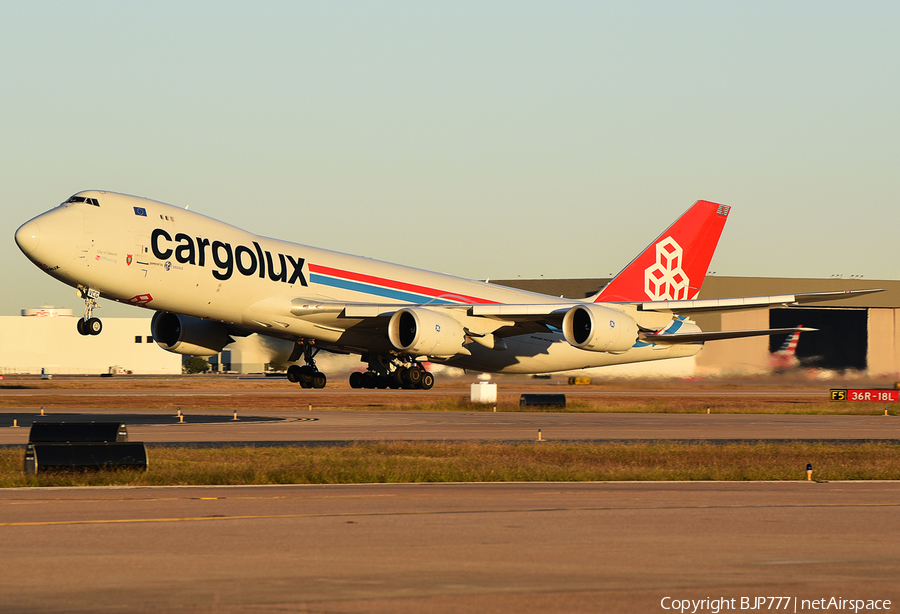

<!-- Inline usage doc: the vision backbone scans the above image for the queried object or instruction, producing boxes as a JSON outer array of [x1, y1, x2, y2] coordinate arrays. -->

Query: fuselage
[[15, 191, 700, 373]]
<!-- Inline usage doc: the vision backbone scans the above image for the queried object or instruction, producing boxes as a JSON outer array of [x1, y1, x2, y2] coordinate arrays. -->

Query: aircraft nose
[[15, 206, 84, 271], [15, 220, 41, 255]]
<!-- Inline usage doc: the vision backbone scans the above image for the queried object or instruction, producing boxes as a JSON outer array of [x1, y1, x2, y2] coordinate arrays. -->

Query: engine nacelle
[[150, 311, 233, 356], [388, 308, 466, 357], [562, 304, 639, 353]]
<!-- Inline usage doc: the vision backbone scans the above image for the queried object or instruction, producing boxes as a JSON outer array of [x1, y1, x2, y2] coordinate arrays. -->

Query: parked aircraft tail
[[770, 325, 806, 372], [591, 200, 730, 303], [775, 325, 804, 356]]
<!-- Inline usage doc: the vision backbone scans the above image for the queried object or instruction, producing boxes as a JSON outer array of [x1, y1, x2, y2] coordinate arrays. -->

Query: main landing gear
[[76, 286, 102, 336], [284, 348, 436, 391], [348, 355, 434, 390], [286, 344, 327, 389]]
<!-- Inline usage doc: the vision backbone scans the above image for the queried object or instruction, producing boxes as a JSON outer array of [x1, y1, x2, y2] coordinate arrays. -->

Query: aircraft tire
[[87, 317, 102, 335], [405, 367, 422, 387], [297, 365, 315, 386], [299, 381, 312, 389], [420, 372, 434, 390], [76, 318, 89, 336], [286, 365, 302, 383], [391, 368, 407, 389], [349, 372, 364, 389], [362, 372, 376, 389], [311, 371, 327, 389]]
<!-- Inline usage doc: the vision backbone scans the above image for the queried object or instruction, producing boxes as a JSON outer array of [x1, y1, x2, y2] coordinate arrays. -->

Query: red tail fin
[[592, 200, 730, 303]]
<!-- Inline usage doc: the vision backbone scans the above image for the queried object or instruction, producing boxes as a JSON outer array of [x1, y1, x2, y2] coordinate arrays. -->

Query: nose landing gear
[[76, 317, 102, 336], [76, 286, 102, 336]]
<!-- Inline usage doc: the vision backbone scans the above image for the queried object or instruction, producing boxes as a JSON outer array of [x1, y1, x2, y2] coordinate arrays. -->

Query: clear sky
[[3, 1, 898, 317]]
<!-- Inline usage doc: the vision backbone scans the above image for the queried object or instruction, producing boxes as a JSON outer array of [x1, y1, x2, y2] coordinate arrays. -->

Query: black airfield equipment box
[[24, 421, 148, 474], [519, 394, 567, 407], [29, 421, 129, 443]]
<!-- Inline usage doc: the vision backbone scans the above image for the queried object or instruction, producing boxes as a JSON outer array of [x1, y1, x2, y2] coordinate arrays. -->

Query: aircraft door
[[76, 208, 96, 264], [135, 236, 151, 261], [132, 235, 151, 276]]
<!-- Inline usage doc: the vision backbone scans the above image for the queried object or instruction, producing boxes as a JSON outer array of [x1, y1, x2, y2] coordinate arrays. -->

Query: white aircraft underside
[[14, 191, 879, 389]]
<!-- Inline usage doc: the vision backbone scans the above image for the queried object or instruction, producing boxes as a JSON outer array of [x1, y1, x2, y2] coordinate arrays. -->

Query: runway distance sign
[[830, 389, 899, 402]]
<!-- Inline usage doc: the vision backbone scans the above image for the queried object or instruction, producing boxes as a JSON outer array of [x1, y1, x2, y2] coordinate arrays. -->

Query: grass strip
[[1, 441, 898, 487], [1, 395, 896, 415]]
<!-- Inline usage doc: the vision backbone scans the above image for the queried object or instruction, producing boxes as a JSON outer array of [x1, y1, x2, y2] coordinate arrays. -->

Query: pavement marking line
[[2, 502, 899, 527]]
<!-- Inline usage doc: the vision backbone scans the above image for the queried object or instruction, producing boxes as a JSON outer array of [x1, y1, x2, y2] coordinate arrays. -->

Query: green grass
[[4, 390, 897, 415], [280, 398, 897, 415], [2, 441, 898, 487]]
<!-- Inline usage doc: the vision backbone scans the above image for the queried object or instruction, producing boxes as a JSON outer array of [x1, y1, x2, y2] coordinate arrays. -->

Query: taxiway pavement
[[1, 409, 898, 445], [1, 481, 898, 613]]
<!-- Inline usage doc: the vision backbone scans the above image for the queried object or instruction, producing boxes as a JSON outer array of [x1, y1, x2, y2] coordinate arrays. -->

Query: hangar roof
[[492, 277, 900, 309]]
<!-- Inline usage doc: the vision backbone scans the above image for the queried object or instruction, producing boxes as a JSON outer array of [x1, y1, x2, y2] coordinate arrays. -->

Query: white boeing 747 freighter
[[15, 192, 877, 389]]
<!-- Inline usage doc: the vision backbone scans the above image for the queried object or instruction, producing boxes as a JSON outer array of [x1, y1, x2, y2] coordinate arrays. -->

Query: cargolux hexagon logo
[[127, 293, 153, 306], [644, 237, 689, 300]]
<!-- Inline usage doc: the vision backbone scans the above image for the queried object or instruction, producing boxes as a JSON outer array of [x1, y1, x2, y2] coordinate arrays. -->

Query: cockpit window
[[65, 195, 99, 206]]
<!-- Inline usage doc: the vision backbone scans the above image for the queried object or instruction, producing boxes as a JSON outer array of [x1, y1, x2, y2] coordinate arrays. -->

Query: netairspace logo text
[[660, 597, 892, 613]]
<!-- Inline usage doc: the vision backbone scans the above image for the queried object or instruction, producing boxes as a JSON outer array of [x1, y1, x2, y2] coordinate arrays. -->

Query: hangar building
[[0, 307, 288, 375], [494, 277, 900, 377], [0, 307, 181, 375]]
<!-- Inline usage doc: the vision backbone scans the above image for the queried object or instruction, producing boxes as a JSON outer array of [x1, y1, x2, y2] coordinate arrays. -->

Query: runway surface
[[1, 408, 899, 445], [3, 384, 898, 613], [1, 481, 898, 613]]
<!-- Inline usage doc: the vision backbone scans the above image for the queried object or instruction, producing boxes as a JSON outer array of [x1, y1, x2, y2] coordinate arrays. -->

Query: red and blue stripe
[[308, 264, 500, 305]]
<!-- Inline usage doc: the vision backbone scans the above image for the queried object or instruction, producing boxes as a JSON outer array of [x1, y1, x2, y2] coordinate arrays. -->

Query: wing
[[634, 289, 885, 314], [286, 288, 882, 354], [461, 288, 885, 349]]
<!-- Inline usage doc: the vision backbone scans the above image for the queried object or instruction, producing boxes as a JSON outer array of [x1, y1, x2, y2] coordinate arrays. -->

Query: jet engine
[[150, 311, 233, 356], [388, 308, 466, 357], [562, 304, 639, 353]]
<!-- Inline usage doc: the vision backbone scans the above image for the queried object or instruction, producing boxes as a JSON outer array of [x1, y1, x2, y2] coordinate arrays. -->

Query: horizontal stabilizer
[[641, 327, 816, 345]]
